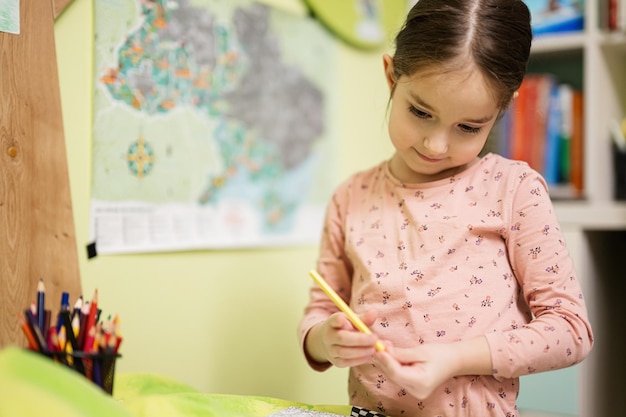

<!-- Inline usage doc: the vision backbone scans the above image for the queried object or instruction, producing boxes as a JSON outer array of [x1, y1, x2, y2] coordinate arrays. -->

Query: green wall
[[54, 0, 396, 405]]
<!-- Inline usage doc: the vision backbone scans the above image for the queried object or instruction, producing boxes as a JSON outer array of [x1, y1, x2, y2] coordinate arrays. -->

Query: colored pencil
[[308, 270, 385, 352], [72, 295, 83, 320], [36, 278, 45, 333], [83, 289, 99, 352], [24, 309, 46, 352], [19, 314, 39, 351]]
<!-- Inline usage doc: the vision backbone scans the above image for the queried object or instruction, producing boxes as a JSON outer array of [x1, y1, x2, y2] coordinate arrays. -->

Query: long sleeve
[[485, 169, 594, 379], [298, 181, 354, 371]]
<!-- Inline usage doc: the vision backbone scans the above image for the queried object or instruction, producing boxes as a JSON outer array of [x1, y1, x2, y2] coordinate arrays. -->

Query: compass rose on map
[[127, 134, 154, 178]]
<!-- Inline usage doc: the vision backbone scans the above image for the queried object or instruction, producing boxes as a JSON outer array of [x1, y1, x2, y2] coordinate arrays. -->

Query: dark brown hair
[[391, 0, 532, 110]]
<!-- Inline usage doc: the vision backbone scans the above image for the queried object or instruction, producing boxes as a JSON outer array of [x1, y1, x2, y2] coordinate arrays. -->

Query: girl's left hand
[[373, 343, 457, 400], [373, 337, 491, 400]]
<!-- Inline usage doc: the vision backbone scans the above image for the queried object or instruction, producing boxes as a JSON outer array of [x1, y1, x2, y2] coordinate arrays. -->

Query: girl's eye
[[408, 105, 429, 119], [459, 124, 481, 134], [407, 104, 483, 135]]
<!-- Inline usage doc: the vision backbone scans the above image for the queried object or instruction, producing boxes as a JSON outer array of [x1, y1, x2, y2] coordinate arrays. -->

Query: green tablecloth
[[0, 347, 351, 417]]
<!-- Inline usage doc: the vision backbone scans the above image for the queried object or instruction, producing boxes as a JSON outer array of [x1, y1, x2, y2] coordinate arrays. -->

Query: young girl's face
[[383, 55, 500, 184]]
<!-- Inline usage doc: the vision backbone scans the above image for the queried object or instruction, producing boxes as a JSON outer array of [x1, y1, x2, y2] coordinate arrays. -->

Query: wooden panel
[[0, 0, 81, 347], [53, 0, 75, 20]]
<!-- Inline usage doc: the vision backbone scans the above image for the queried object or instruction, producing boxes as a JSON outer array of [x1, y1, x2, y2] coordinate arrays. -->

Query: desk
[[0, 347, 355, 417]]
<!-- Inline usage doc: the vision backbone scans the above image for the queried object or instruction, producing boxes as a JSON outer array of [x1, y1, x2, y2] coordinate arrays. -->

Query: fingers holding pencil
[[304, 311, 380, 368], [308, 270, 385, 352]]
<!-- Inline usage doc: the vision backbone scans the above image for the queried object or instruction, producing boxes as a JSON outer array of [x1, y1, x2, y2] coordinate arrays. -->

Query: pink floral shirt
[[299, 154, 593, 417]]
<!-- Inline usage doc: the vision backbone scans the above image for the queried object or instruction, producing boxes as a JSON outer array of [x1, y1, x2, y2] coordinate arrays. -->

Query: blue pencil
[[37, 278, 45, 333]]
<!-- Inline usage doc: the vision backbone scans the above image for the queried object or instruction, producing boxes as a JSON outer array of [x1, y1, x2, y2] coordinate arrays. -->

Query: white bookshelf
[[518, 1, 626, 416]]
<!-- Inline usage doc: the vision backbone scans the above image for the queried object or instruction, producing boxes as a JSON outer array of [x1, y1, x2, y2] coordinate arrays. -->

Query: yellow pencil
[[308, 270, 385, 352]]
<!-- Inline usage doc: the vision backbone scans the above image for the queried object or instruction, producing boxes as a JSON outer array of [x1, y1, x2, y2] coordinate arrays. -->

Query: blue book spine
[[543, 81, 562, 185]]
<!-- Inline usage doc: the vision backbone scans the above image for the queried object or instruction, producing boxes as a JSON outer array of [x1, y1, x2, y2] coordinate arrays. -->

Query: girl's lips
[[417, 151, 443, 163]]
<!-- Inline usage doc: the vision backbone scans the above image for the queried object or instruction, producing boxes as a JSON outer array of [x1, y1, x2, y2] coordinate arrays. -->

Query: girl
[[298, 1, 594, 416]]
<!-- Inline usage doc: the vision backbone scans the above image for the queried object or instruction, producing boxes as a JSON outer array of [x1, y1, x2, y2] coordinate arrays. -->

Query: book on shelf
[[599, 0, 626, 31], [570, 89, 584, 195], [485, 73, 584, 199], [524, 0, 585, 36]]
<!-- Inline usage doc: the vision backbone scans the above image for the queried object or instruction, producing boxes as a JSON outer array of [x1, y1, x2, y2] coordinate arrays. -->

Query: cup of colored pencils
[[19, 284, 122, 395]]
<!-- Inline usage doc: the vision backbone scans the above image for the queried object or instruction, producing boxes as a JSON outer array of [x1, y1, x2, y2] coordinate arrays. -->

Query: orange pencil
[[112, 314, 121, 337], [24, 309, 46, 351], [92, 322, 103, 352], [19, 314, 39, 351]]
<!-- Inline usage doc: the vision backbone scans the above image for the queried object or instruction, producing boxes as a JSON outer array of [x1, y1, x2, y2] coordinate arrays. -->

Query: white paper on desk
[[266, 407, 346, 417], [0, 0, 19, 34]]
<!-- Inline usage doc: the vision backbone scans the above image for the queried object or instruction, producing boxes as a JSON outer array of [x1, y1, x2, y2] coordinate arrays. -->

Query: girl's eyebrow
[[463, 114, 495, 124], [409, 92, 496, 124]]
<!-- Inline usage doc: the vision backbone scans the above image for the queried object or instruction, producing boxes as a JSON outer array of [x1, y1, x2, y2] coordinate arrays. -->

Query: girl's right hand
[[304, 309, 380, 368]]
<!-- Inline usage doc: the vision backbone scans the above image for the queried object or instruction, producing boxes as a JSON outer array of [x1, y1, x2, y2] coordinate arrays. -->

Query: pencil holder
[[45, 351, 121, 395]]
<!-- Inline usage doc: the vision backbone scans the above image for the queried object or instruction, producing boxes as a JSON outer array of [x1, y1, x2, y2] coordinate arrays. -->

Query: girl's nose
[[423, 131, 448, 155]]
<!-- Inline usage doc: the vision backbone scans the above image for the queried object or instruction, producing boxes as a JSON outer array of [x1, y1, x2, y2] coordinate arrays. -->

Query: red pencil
[[83, 289, 98, 352], [77, 301, 90, 350]]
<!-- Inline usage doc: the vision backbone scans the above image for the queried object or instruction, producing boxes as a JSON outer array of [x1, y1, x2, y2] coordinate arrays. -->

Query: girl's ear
[[383, 54, 396, 91]]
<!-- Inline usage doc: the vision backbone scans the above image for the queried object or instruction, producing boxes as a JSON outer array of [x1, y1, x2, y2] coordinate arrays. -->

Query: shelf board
[[554, 201, 626, 229], [597, 31, 626, 51], [531, 31, 586, 54]]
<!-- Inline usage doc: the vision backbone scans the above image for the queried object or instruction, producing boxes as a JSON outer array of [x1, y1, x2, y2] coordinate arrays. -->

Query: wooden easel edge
[[54, 0, 76, 20]]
